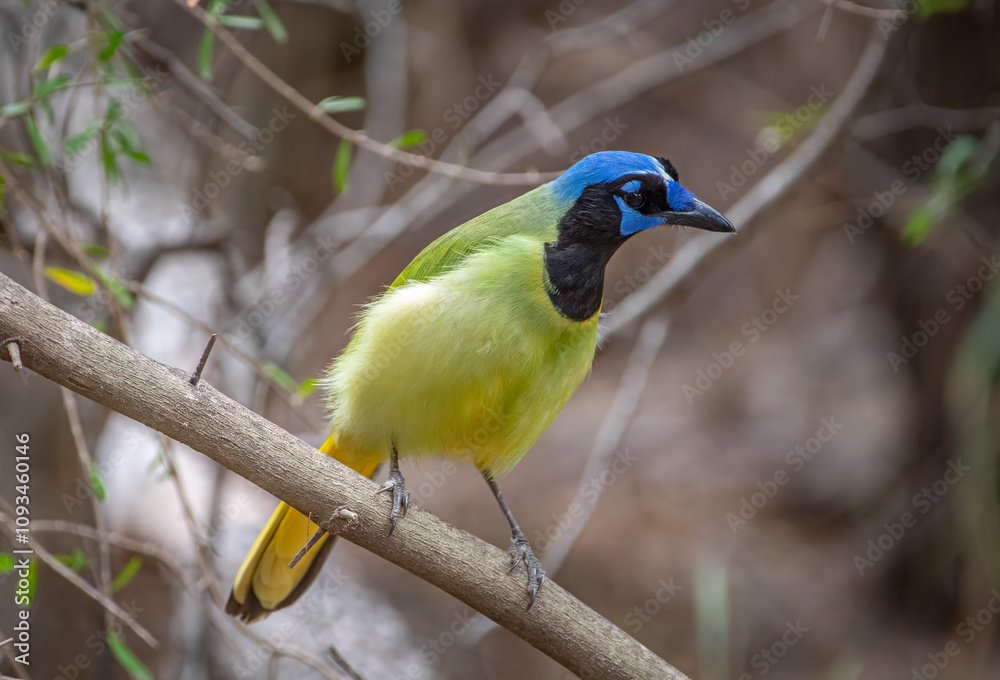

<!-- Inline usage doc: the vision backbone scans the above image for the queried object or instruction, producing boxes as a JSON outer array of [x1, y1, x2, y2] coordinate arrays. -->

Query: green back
[[388, 184, 569, 290]]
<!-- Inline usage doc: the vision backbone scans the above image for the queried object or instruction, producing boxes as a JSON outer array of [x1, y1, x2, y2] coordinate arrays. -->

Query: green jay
[[227, 150, 734, 622]]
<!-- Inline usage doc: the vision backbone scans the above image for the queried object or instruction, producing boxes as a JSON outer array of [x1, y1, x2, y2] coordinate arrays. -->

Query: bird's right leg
[[376, 444, 409, 535]]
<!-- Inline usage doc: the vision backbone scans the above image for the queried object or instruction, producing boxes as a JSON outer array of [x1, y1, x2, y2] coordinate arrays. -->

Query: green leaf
[[0, 148, 37, 166], [22, 560, 37, 606], [296, 376, 319, 398], [45, 266, 97, 295], [917, 0, 969, 18], [87, 263, 135, 309], [316, 96, 366, 114], [33, 74, 72, 99], [87, 462, 107, 501], [217, 15, 264, 30], [0, 552, 13, 575], [101, 137, 120, 183], [391, 129, 427, 149], [333, 138, 352, 194], [82, 243, 112, 258], [206, 0, 228, 15], [98, 30, 124, 62], [0, 101, 30, 117], [251, 0, 288, 43], [64, 119, 105, 155], [110, 556, 143, 592], [24, 115, 51, 165], [107, 632, 153, 680], [198, 29, 214, 81], [37, 44, 68, 70], [91, 322, 107, 332], [55, 547, 89, 573], [262, 361, 299, 393]]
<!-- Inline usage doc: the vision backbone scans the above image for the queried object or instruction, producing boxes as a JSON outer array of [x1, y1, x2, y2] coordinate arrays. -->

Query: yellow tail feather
[[226, 435, 379, 622]]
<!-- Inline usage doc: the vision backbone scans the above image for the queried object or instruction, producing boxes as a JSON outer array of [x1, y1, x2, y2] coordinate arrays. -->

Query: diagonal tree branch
[[0, 272, 690, 680]]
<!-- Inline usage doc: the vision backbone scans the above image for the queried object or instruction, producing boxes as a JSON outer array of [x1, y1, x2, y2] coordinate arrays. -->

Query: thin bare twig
[[0, 506, 159, 649], [190, 333, 217, 386], [173, 0, 560, 186], [3, 342, 21, 371], [603, 26, 892, 336]]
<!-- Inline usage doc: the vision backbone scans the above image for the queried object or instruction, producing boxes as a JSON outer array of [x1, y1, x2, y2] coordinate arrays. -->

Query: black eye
[[624, 192, 645, 209]]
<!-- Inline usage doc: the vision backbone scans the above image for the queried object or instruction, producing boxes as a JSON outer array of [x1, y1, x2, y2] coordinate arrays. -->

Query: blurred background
[[1, 0, 999, 678]]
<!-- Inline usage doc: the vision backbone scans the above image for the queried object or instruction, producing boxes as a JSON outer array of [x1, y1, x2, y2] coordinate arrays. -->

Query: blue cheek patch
[[621, 180, 642, 193], [667, 181, 697, 212], [614, 195, 665, 236]]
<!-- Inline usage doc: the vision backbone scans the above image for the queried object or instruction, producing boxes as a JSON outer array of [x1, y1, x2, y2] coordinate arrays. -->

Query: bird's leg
[[481, 470, 545, 609], [376, 445, 409, 535]]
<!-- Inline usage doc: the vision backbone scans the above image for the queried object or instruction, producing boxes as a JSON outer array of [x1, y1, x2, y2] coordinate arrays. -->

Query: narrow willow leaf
[[107, 633, 153, 680], [87, 462, 107, 501], [88, 263, 136, 309], [262, 361, 299, 393], [99, 30, 124, 62], [199, 29, 214, 81], [217, 15, 264, 30], [23, 560, 37, 606], [251, 0, 288, 43], [33, 74, 71, 98], [316, 96, 366, 114], [0, 149, 37, 166], [82, 243, 112, 258], [110, 556, 143, 592], [391, 129, 427, 149], [0, 553, 13, 575], [333, 138, 352, 194], [37, 44, 68, 70], [55, 547, 88, 572], [45, 267, 96, 296], [0, 101, 30, 117], [296, 377, 319, 398], [24, 115, 51, 165]]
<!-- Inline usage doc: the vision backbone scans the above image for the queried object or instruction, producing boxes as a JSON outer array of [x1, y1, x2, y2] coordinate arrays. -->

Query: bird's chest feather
[[326, 237, 600, 470]]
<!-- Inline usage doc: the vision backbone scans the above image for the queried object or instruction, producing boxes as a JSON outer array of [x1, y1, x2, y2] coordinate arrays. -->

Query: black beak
[[662, 198, 736, 233]]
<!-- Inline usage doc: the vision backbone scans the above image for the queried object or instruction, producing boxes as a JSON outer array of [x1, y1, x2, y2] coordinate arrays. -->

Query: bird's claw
[[376, 470, 409, 536], [508, 532, 545, 610]]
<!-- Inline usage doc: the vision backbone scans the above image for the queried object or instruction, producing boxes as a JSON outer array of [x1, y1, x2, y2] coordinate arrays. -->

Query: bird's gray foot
[[376, 468, 409, 535], [508, 528, 545, 609]]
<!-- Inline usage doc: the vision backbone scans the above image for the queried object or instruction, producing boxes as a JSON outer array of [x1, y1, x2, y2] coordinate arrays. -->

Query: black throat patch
[[544, 185, 629, 322]]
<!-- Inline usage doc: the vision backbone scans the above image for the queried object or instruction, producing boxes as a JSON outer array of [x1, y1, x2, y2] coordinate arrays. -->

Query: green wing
[[387, 183, 566, 290]]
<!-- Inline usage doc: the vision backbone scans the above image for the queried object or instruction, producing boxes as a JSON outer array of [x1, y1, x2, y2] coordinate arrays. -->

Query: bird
[[226, 150, 734, 622]]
